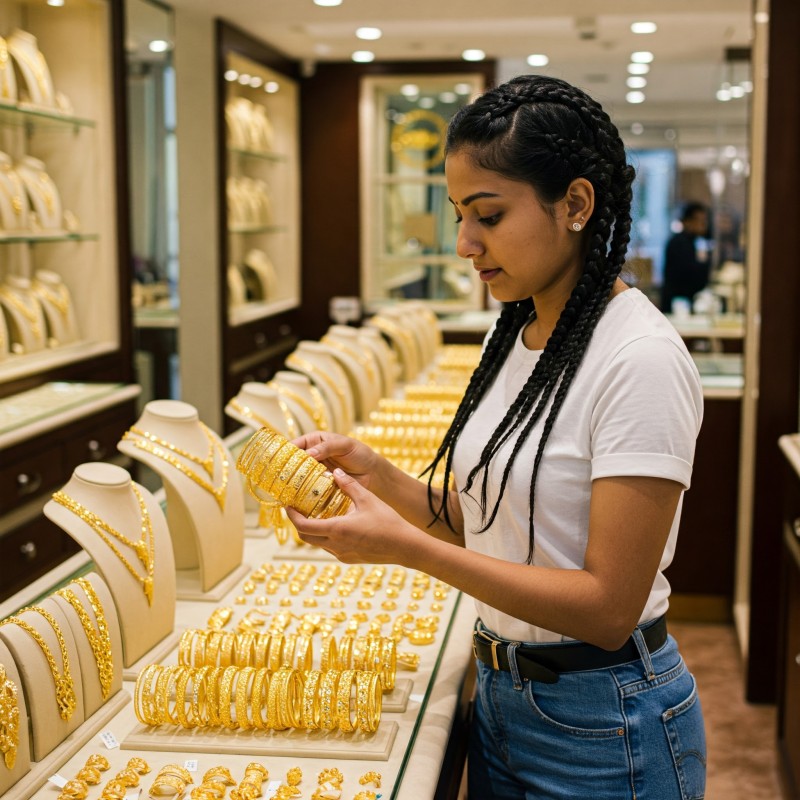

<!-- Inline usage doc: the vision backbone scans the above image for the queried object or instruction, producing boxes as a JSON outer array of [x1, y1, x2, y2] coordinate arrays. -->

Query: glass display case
[[360, 74, 485, 314]]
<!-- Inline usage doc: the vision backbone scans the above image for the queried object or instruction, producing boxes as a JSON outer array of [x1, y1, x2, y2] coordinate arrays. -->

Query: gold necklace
[[321, 335, 378, 383], [0, 665, 18, 770], [0, 286, 42, 339], [56, 578, 114, 699], [127, 423, 217, 477], [9, 42, 49, 100], [37, 172, 55, 214], [0, 38, 12, 101], [33, 279, 70, 320], [229, 396, 298, 438], [122, 432, 229, 512], [52, 483, 156, 605], [267, 381, 329, 431], [285, 354, 347, 409], [0, 608, 77, 721], [0, 162, 24, 217]]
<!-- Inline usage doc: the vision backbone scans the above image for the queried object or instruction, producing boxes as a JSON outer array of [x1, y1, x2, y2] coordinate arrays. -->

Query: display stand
[[49, 572, 123, 717], [368, 313, 419, 382], [0, 36, 18, 105], [0, 305, 9, 361], [243, 249, 278, 300], [0, 640, 31, 796], [359, 326, 400, 398], [321, 325, 381, 421], [0, 151, 28, 232], [7, 29, 55, 109], [15, 156, 63, 232], [286, 341, 354, 434], [0, 600, 84, 760], [31, 270, 80, 345], [117, 400, 247, 597], [0, 276, 47, 354], [43, 463, 177, 668], [268, 370, 331, 434]]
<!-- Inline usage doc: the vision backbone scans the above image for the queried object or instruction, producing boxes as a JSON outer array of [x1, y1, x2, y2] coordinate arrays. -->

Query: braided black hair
[[423, 75, 636, 563]]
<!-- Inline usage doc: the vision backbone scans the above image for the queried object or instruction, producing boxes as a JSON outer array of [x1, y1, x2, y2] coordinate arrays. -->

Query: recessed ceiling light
[[237, 73, 251, 85], [626, 76, 647, 89], [356, 27, 382, 40], [249, 76, 263, 88], [454, 83, 473, 95], [352, 50, 375, 63], [631, 21, 657, 34], [627, 63, 650, 75], [224, 69, 238, 82], [462, 49, 485, 62], [47, 0, 64, 6], [264, 81, 280, 93], [439, 91, 457, 103], [754, 11, 769, 23], [630, 122, 644, 135], [729, 85, 745, 98], [526, 54, 549, 67], [400, 84, 420, 97], [716, 88, 731, 101], [314, 0, 342, 5], [418, 97, 435, 109], [148, 39, 171, 53], [630, 51, 654, 63], [626, 91, 645, 104]]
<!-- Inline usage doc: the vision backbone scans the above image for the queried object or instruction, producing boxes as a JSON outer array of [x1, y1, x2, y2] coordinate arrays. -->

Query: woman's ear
[[564, 178, 595, 232]]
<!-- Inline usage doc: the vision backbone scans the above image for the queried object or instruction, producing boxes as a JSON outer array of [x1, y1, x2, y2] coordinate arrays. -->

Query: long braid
[[425, 75, 636, 562]]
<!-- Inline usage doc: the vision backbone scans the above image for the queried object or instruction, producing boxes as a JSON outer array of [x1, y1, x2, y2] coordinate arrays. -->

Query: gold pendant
[[55, 676, 77, 720]]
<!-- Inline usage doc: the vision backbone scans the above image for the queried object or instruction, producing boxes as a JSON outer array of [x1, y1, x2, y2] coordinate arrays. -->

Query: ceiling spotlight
[[47, 0, 65, 6], [716, 88, 731, 101], [729, 85, 745, 98], [249, 76, 263, 88], [237, 73, 251, 85], [462, 49, 486, 62], [439, 91, 457, 103], [356, 27, 382, 40], [526, 54, 549, 67], [400, 83, 420, 97], [418, 97, 435, 109], [351, 50, 375, 63], [627, 63, 650, 75], [631, 21, 657, 34], [626, 76, 647, 89], [630, 122, 644, 135], [454, 82, 473, 95], [630, 51, 654, 64], [314, 0, 343, 5], [626, 91, 645, 104], [264, 81, 280, 93], [224, 69, 239, 82], [148, 39, 171, 53]]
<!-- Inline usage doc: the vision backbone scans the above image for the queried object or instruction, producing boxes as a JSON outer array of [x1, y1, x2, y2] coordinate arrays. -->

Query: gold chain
[[52, 483, 155, 605], [0, 608, 77, 721], [56, 578, 114, 699], [229, 397, 298, 438], [32, 279, 70, 319], [127, 423, 217, 477], [268, 381, 329, 431], [285, 354, 347, 409], [0, 665, 19, 770], [0, 286, 42, 339], [122, 432, 229, 512]]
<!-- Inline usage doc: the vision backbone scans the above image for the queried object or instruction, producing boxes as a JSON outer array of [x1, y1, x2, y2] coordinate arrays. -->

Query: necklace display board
[[358, 326, 400, 398], [7, 29, 55, 109], [117, 400, 248, 599], [43, 463, 176, 669], [268, 370, 332, 434], [0, 599, 84, 761], [31, 269, 79, 345], [367, 313, 420, 382], [0, 640, 31, 796], [320, 325, 381, 422], [0, 276, 46, 354], [15, 156, 62, 232], [286, 341, 355, 434]]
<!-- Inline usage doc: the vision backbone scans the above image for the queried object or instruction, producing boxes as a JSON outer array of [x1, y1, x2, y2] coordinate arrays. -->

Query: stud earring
[[572, 222, 582, 232]]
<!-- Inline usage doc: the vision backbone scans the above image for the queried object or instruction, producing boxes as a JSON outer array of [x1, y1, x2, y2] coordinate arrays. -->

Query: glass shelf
[[0, 231, 99, 244], [228, 146, 287, 163], [228, 224, 287, 235], [0, 100, 96, 131]]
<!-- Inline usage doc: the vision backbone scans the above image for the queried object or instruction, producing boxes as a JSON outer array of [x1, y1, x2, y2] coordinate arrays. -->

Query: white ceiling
[[137, 0, 755, 147]]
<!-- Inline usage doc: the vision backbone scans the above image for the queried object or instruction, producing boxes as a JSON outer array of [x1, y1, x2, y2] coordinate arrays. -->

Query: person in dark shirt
[[660, 202, 710, 312]]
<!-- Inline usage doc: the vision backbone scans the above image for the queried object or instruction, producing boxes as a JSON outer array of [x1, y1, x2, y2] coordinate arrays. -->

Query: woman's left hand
[[284, 468, 422, 565]]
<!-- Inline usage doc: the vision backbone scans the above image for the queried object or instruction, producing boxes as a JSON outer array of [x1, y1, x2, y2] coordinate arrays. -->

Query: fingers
[[332, 468, 367, 507]]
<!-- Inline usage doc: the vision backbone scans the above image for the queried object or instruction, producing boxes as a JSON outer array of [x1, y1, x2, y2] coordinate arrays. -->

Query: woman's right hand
[[291, 431, 384, 493]]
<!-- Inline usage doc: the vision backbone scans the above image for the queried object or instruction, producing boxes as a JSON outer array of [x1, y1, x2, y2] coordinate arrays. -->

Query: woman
[[287, 74, 707, 800]]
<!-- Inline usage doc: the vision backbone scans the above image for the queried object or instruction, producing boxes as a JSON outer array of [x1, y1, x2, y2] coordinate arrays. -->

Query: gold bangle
[[127, 757, 150, 775], [75, 767, 102, 786], [217, 632, 236, 668], [218, 666, 238, 728], [318, 669, 340, 731], [267, 634, 285, 673], [292, 634, 313, 671], [99, 779, 127, 800], [148, 774, 187, 798], [301, 669, 322, 730], [250, 667, 270, 729], [253, 633, 271, 669], [157, 765, 194, 785], [178, 629, 194, 667], [278, 667, 304, 729], [335, 669, 357, 733], [269, 450, 309, 501], [204, 667, 223, 727], [59, 779, 89, 800], [205, 630, 222, 667], [338, 634, 355, 669], [266, 666, 284, 730], [234, 666, 257, 729], [356, 670, 382, 733], [173, 666, 194, 728], [201, 767, 235, 787]]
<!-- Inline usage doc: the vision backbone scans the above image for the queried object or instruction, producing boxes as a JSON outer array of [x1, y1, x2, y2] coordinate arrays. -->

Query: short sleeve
[[590, 335, 703, 489]]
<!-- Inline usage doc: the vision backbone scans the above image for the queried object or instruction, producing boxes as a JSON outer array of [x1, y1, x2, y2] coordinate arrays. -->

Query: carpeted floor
[[669, 620, 783, 799]]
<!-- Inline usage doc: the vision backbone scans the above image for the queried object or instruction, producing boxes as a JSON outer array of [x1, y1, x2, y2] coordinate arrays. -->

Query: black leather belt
[[472, 616, 668, 684]]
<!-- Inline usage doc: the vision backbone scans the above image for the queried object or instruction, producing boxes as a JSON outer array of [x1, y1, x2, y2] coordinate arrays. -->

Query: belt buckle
[[475, 626, 505, 671], [491, 640, 500, 670]]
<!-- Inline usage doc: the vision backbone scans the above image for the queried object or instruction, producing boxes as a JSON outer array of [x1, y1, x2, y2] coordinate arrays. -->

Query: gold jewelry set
[[236, 427, 351, 519], [122, 423, 230, 512], [0, 285, 43, 340], [0, 606, 77, 721], [32, 278, 71, 321], [56, 578, 114, 699], [52, 483, 156, 605], [134, 662, 382, 733], [0, 664, 19, 770]]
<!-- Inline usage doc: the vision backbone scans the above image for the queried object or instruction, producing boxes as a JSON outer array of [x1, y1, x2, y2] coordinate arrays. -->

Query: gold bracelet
[[148, 774, 188, 798], [320, 634, 339, 672], [268, 450, 309, 500], [318, 669, 341, 731], [218, 666, 238, 728], [190, 666, 211, 726], [234, 666, 256, 730], [253, 633, 271, 669], [134, 663, 160, 724], [279, 667, 304, 729], [338, 634, 355, 669], [173, 666, 194, 729], [0, 665, 19, 769], [335, 669, 357, 733], [201, 767, 235, 787], [235, 632, 256, 667], [301, 669, 322, 730], [267, 634, 285, 672], [57, 578, 115, 700], [204, 668, 223, 727], [0, 608, 77, 720], [75, 767, 102, 786], [162, 666, 183, 726], [250, 668, 270, 730], [60, 779, 90, 800], [356, 670, 382, 733]]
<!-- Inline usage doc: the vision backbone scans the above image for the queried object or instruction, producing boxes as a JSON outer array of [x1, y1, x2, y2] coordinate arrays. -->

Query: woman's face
[[445, 150, 585, 304]]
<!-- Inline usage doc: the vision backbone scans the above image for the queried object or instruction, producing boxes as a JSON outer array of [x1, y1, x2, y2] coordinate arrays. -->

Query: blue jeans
[[468, 622, 707, 799]]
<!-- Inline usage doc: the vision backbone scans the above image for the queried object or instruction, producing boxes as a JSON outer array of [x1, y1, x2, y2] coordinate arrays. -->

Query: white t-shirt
[[452, 288, 704, 643]]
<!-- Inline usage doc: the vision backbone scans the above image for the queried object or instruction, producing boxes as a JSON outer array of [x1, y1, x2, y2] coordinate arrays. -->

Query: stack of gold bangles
[[236, 427, 351, 518], [134, 664, 382, 733]]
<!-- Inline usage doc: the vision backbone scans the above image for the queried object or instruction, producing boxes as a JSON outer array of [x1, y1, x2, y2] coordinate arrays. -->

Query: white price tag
[[409, 693, 425, 704], [263, 781, 283, 799], [48, 774, 68, 788], [125, 790, 141, 800], [184, 760, 198, 772], [98, 730, 120, 749]]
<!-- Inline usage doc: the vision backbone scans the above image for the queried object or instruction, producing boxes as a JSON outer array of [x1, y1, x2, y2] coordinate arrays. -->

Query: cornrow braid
[[425, 75, 636, 563]]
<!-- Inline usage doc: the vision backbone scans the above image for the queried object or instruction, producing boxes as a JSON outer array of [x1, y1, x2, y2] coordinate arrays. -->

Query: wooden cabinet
[[778, 436, 800, 799]]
